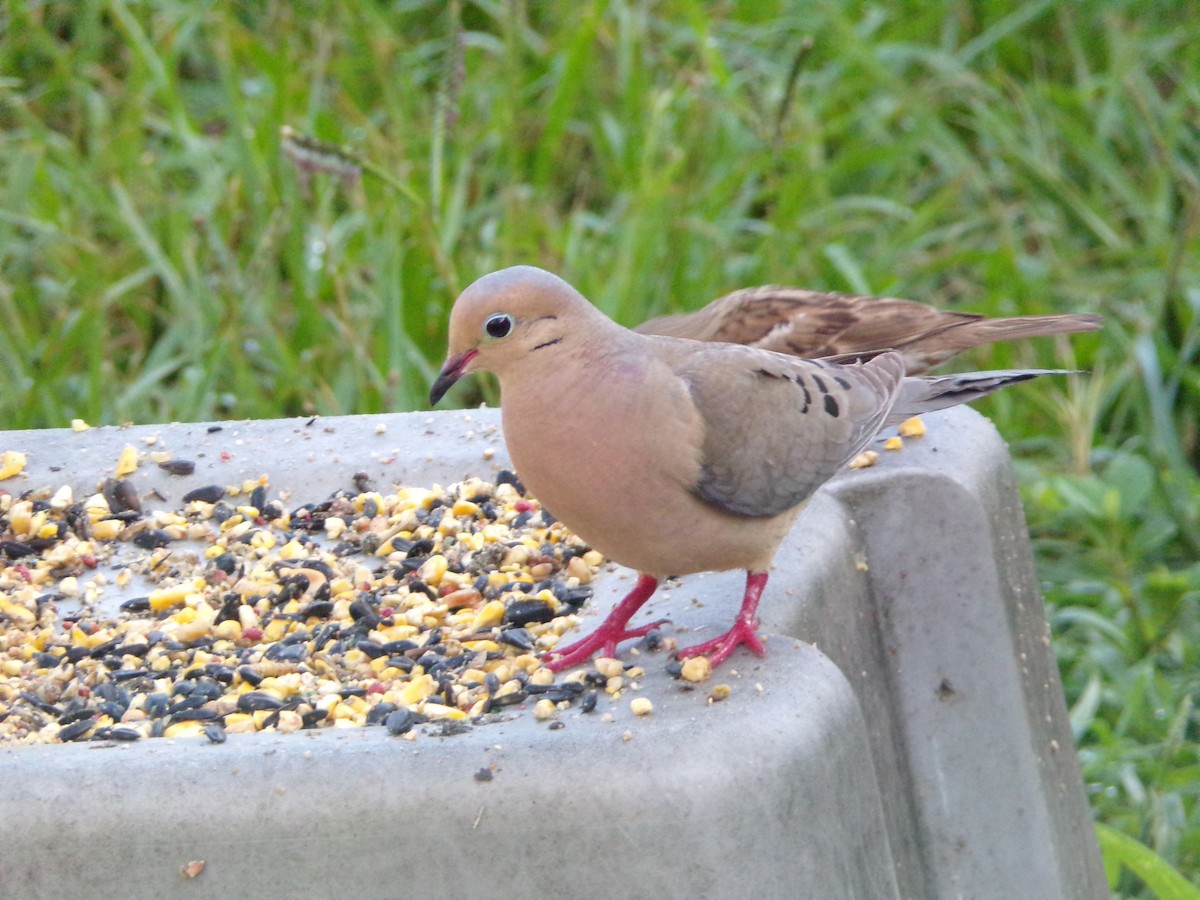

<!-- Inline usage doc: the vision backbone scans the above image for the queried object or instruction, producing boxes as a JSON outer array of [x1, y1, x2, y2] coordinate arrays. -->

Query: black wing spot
[[796, 377, 812, 413], [834, 376, 852, 390], [824, 394, 839, 418], [812, 374, 829, 394]]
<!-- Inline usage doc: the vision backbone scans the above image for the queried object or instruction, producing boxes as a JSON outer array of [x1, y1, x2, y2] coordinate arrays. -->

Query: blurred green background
[[2, 2, 1198, 894]]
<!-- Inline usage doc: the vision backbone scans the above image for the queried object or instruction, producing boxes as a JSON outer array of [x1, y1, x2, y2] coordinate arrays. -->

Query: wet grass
[[2, 3, 1199, 894]]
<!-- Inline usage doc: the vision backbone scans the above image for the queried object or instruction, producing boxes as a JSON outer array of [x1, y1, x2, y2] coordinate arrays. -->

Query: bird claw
[[675, 617, 765, 668], [542, 619, 668, 672]]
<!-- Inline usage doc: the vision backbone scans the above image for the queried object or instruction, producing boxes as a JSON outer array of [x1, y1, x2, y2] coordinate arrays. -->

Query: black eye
[[484, 313, 514, 339]]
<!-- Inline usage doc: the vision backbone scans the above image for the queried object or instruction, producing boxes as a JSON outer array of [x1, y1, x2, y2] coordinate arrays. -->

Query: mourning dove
[[637, 286, 1101, 373], [431, 266, 1078, 670]]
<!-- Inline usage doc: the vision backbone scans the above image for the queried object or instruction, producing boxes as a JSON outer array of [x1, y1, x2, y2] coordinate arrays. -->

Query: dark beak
[[429, 349, 478, 406]]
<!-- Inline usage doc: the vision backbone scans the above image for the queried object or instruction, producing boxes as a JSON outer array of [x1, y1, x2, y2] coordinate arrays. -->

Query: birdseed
[[0, 466, 612, 746]]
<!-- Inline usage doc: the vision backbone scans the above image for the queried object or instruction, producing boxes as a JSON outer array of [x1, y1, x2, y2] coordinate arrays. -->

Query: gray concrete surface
[[0, 406, 1107, 899]]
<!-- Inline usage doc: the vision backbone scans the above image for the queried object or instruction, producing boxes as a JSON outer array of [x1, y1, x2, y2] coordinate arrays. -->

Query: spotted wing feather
[[662, 342, 906, 518]]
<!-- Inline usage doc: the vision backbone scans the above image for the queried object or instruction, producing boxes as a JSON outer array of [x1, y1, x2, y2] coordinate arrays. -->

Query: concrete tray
[[0, 407, 1106, 899]]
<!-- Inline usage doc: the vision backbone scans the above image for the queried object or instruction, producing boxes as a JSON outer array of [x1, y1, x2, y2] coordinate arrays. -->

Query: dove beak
[[429, 349, 479, 406]]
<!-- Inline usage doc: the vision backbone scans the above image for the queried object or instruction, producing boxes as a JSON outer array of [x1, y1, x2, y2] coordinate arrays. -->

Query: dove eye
[[484, 313, 514, 339]]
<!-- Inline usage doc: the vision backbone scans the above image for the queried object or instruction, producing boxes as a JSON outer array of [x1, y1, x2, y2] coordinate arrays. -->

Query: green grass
[[2, 2, 1199, 894]]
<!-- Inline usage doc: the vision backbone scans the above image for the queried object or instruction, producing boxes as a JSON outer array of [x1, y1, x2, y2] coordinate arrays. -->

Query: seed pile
[[0, 463, 617, 746]]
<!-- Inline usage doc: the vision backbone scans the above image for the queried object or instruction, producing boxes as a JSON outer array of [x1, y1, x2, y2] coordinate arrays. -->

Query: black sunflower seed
[[183, 485, 225, 504]]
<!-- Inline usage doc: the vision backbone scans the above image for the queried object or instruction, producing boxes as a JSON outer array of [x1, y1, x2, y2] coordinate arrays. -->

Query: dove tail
[[885, 369, 1074, 427]]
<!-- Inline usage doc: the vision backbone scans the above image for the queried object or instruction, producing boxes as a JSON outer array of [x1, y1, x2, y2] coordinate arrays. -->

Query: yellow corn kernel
[[224, 713, 256, 733], [262, 618, 290, 643], [0, 451, 26, 481], [848, 450, 879, 469], [374, 624, 419, 642], [251, 709, 276, 729], [397, 674, 436, 706], [340, 695, 369, 717], [249, 530, 276, 551], [395, 487, 434, 510], [278, 539, 307, 560], [630, 697, 653, 716], [418, 554, 448, 585], [471, 600, 506, 631], [451, 499, 479, 518], [8, 501, 31, 534], [493, 679, 522, 699], [115, 445, 138, 476], [70, 627, 111, 649], [898, 416, 926, 438], [0, 600, 35, 627], [883, 435, 904, 451], [328, 577, 355, 597], [512, 654, 542, 674], [680, 656, 712, 683], [149, 583, 198, 612], [91, 519, 122, 540], [164, 720, 208, 738], [222, 519, 250, 540], [260, 673, 301, 696], [421, 702, 466, 720]]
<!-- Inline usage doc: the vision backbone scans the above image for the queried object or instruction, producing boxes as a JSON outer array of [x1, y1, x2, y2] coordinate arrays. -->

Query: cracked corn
[[0, 469, 604, 745]]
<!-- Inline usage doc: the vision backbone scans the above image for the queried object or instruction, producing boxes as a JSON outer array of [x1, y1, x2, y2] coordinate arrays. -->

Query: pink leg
[[675, 570, 768, 666], [542, 573, 663, 671]]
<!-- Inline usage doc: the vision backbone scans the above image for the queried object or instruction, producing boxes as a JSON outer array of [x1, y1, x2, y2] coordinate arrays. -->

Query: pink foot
[[543, 574, 662, 672], [675, 571, 769, 667]]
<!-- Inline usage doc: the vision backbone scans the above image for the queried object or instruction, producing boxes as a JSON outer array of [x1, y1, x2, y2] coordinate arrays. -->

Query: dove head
[[430, 266, 610, 405]]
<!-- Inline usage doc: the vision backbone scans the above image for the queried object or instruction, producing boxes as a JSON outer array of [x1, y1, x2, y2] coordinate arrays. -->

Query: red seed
[[367, 682, 385, 694], [243, 626, 263, 641], [81, 554, 97, 569], [379, 607, 395, 618], [514, 500, 535, 513]]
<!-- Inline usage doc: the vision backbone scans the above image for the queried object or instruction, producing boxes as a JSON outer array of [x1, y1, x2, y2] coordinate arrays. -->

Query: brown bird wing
[[636, 287, 1101, 374]]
